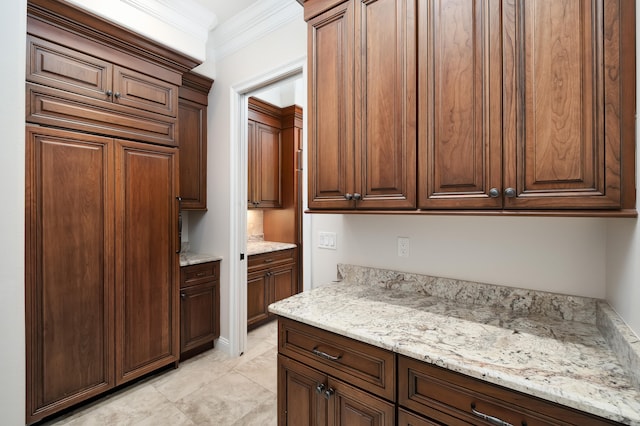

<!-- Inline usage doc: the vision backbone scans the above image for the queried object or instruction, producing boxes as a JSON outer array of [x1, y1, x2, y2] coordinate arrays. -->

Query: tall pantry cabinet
[[24, 0, 199, 423]]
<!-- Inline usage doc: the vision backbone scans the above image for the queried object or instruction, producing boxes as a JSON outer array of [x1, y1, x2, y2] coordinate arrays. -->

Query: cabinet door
[[255, 121, 282, 208], [356, 0, 416, 209], [418, 0, 502, 209], [115, 141, 180, 384], [308, 0, 356, 209], [248, 119, 256, 208], [328, 377, 395, 426], [502, 0, 621, 209], [25, 126, 115, 423], [113, 65, 178, 117], [272, 262, 298, 303], [180, 282, 218, 355], [248, 270, 270, 328], [278, 355, 328, 426], [178, 97, 207, 209]]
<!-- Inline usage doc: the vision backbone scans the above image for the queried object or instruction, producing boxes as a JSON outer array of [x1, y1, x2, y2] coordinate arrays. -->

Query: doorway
[[228, 57, 307, 357]]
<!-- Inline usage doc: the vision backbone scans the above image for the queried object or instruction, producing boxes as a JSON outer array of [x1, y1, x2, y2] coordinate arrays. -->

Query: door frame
[[228, 56, 306, 356]]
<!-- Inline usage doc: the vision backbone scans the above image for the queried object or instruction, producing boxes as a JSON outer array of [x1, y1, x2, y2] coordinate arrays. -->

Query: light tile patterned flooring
[[42, 321, 278, 426]]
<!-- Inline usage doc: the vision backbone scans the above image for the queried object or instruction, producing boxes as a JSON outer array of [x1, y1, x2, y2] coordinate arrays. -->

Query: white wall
[[604, 3, 640, 337], [188, 17, 307, 343], [0, 0, 26, 424]]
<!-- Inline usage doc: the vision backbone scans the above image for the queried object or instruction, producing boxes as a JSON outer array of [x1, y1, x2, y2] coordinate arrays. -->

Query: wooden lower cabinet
[[247, 248, 298, 330], [277, 319, 624, 426], [180, 261, 221, 359], [278, 355, 395, 426]]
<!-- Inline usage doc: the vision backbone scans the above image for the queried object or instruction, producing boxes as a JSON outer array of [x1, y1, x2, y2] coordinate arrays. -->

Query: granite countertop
[[179, 251, 222, 267], [247, 240, 296, 256], [269, 264, 640, 425]]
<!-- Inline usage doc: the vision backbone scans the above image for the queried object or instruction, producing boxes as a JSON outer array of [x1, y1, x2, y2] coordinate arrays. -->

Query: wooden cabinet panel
[[115, 141, 179, 384], [502, 0, 622, 209], [398, 355, 621, 426], [329, 377, 395, 426], [247, 248, 298, 330], [418, 0, 502, 209], [248, 270, 271, 326], [25, 126, 115, 421], [249, 121, 282, 208], [178, 72, 213, 210], [180, 260, 220, 359], [357, 0, 416, 209], [113, 66, 177, 117], [398, 408, 449, 426], [278, 354, 328, 426], [307, 0, 355, 209]]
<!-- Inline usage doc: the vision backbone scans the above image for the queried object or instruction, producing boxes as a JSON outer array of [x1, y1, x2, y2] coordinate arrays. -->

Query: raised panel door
[[357, 0, 416, 209], [255, 122, 282, 208], [278, 354, 328, 426], [418, 0, 502, 209], [115, 141, 179, 384], [328, 377, 395, 426], [247, 270, 270, 328], [272, 262, 298, 303], [25, 126, 115, 423], [113, 65, 178, 117], [308, 0, 356, 209], [502, 0, 621, 209], [180, 282, 217, 354], [178, 97, 207, 209]]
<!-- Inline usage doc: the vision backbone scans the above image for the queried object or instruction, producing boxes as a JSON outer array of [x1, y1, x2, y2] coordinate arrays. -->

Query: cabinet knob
[[315, 383, 325, 395], [114, 92, 121, 99], [105, 89, 113, 97], [504, 187, 516, 198], [488, 188, 500, 198], [323, 388, 335, 400], [180, 292, 186, 300], [353, 193, 362, 201], [344, 193, 353, 200]]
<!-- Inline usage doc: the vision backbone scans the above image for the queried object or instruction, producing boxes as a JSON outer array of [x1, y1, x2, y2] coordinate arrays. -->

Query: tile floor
[[41, 321, 278, 426]]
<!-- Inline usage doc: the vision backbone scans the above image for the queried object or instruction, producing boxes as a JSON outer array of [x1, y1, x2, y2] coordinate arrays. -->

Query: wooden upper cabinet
[[418, 0, 502, 209], [248, 98, 283, 209], [178, 72, 213, 210], [501, 0, 624, 209], [114, 141, 180, 384], [307, 0, 355, 209], [308, 0, 416, 210]]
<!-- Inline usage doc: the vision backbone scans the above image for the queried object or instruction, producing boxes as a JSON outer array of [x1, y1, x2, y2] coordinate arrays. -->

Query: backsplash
[[247, 209, 263, 238]]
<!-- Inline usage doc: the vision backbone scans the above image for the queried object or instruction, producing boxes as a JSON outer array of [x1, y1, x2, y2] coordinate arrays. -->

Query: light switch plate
[[318, 231, 337, 250]]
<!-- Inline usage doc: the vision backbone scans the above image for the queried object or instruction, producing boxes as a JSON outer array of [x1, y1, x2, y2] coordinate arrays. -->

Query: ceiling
[[192, 0, 260, 27]]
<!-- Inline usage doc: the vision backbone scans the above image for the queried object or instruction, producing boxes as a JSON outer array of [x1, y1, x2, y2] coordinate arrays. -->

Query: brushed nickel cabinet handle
[[470, 403, 513, 426], [312, 347, 342, 361]]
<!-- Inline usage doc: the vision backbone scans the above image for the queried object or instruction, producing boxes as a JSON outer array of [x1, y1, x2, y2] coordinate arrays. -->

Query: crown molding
[[121, 0, 218, 44], [210, 0, 303, 62]]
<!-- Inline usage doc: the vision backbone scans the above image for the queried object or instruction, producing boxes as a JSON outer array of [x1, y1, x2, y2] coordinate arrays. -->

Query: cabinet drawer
[[278, 318, 395, 401], [398, 356, 620, 426], [181, 261, 219, 288], [248, 248, 295, 272]]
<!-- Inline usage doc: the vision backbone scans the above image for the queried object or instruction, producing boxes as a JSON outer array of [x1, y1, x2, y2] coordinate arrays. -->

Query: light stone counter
[[247, 240, 296, 256], [179, 252, 222, 267], [269, 264, 640, 425]]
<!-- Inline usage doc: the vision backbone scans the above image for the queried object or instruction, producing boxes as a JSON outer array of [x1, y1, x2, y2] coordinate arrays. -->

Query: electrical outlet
[[318, 231, 337, 250], [397, 237, 409, 257]]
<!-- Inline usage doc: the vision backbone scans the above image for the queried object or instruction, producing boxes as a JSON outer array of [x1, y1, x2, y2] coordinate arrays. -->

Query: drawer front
[[278, 318, 395, 400], [398, 356, 619, 426], [181, 261, 219, 288], [248, 248, 295, 272], [398, 408, 455, 426], [27, 83, 177, 146]]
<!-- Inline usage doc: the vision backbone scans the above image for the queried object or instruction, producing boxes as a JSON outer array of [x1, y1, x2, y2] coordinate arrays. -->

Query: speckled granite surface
[[247, 240, 296, 256], [179, 251, 222, 266], [269, 264, 640, 425]]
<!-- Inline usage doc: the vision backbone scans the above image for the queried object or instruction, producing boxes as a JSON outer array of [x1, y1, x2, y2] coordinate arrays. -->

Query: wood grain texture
[[114, 141, 179, 385], [25, 126, 115, 423], [308, 0, 356, 209], [418, 0, 502, 209]]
